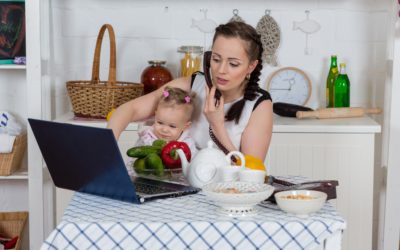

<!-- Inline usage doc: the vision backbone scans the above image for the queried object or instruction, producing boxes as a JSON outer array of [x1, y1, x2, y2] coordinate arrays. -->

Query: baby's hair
[[158, 86, 196, 119]]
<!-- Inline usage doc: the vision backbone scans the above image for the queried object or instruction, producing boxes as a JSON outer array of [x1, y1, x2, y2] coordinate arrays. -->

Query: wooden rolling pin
[[296, 107, 382, 119]]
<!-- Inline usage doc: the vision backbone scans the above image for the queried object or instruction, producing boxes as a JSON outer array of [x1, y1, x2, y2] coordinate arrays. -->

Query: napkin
[[0, 111, 22, 136], [0, 134, 16, 153]]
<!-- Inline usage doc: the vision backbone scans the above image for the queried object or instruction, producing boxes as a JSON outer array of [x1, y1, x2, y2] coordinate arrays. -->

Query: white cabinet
[[266, 115, 381, 250]]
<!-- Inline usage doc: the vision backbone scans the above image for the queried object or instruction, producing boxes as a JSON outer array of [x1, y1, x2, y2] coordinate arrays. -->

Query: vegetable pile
[[127, 140, 191, 177]]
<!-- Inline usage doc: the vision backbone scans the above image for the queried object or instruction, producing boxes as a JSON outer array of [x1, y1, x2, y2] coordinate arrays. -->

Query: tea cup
[[219, 166, 242, 182], [239, 169, 266, 184]]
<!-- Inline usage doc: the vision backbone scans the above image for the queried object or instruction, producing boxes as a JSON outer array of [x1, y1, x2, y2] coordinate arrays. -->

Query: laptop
[[28, 118, 200, 204]]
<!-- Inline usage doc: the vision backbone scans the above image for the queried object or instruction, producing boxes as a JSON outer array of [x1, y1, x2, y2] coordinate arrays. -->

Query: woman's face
[[211, 36, 258, 96], [153, 105, 190, 141]]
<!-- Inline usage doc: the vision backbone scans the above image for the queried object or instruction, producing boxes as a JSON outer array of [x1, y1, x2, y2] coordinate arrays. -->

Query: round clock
[[266, 67, 312, 105]]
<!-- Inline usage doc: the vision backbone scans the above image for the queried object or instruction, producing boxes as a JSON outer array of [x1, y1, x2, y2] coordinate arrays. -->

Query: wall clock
[[266, 67, 312, 105]]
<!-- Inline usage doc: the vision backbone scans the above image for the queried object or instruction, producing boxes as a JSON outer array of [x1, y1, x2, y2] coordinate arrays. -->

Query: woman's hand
[[203, 85, 225, 128]]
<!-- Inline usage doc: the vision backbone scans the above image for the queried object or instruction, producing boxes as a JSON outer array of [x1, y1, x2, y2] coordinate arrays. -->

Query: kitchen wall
[[46, 0, 390, 117]]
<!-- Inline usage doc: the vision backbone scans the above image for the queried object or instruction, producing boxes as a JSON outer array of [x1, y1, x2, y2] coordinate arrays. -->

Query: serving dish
[[275, 190, 327, 217], [202, 182, 275, 217]]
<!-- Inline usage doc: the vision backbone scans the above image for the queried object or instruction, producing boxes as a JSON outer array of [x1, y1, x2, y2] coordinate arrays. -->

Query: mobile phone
[[203, 51, 221, 102]]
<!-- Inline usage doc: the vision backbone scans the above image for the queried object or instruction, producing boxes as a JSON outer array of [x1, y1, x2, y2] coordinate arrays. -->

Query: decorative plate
[[202, 182, 275, 217]]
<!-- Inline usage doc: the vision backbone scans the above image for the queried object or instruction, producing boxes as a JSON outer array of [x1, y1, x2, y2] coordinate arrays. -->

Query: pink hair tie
[[163, 90, 169, 97], [184, 96, 191, 103]]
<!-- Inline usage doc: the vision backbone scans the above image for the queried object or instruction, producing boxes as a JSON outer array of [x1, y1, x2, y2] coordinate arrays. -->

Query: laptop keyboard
[[134, 182, 175, 195]]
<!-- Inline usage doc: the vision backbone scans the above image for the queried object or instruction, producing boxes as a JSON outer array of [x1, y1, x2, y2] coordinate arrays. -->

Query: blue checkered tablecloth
[[41, 177, 346, 250]]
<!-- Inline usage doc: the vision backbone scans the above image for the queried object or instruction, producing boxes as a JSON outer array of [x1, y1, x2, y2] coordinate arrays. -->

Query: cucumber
[[152, 139, 167, 148], [126, 145, 161, 158], [145, 153, 164, 176]]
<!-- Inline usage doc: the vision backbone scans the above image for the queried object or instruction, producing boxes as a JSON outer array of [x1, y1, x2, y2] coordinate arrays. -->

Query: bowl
[[275, 190, 327, 217], [202, 182, 275, 217]]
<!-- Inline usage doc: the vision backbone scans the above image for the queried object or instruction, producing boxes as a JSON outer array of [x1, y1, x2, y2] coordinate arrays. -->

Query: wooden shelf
[[0, 169, 28, 180], [0, 65, 26, 70]]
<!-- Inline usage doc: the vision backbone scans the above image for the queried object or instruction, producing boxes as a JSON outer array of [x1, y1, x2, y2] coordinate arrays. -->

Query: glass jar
[[177, 46, 203, 77], [140, 60, 173, 94]]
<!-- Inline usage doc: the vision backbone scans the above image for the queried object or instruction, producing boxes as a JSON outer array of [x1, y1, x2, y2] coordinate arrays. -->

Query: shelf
[[0, 169, 28, 180], [0, 65, 26, 70]]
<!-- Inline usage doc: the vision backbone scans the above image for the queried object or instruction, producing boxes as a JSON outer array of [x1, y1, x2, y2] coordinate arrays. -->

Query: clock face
[[267, 67, 311, 105]]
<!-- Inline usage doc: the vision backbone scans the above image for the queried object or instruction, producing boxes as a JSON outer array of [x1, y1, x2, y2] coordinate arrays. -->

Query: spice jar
[[178, 46, 203, 77], [140, 60, 173, 94]]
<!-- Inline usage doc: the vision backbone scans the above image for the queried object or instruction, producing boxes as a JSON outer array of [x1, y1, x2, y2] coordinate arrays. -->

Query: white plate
[[202, 182, 275, 217]]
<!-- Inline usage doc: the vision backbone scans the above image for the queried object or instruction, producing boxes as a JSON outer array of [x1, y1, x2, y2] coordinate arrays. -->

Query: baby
[[135, 86, 197, 156]]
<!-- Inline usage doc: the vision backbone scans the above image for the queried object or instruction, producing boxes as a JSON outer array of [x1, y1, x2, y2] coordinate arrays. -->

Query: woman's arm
[[241, 100, 273, 161], [107, 76, 191, 139]]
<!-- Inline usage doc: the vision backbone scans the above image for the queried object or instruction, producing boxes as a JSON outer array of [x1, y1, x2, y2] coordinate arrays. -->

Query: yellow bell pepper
[[236, 154, 266, 172], [106, 108, 116, 121]]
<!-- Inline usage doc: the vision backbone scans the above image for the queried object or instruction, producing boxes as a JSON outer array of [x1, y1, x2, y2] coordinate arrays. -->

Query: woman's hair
[[212, 21, 264, 124], [158, 86, 196, 120]]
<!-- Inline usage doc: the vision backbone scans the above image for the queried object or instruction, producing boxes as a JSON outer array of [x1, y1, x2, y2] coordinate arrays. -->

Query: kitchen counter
[[272, 115, 381, 133], [58, 112, 381, 134], [56, 112, 140, 130]]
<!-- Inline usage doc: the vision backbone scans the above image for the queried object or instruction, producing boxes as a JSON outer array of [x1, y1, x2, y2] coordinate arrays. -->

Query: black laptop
[[28, 118, 200, 204]]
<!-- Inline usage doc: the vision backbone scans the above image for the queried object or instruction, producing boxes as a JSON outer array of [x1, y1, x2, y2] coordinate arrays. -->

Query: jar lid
[[148, 60, 167, 65], [177, 46, 204, 54]]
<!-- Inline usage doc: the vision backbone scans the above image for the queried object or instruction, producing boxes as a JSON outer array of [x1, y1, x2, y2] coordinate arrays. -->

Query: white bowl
[[275, 190, 327, 217], [202, 182, 275, 217]]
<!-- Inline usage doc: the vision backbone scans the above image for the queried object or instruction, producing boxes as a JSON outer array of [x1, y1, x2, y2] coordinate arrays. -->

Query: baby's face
[[153, 105, 190, 142]]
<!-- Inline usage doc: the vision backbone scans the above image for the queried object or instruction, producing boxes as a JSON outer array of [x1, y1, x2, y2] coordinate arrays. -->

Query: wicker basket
[[0, 212, 28, 250], [66, 24, 143, 119], [0, 133, 27, 176]]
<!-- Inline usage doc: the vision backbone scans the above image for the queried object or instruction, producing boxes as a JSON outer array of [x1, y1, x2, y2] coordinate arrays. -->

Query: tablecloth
[[41, 176, 346, 250]]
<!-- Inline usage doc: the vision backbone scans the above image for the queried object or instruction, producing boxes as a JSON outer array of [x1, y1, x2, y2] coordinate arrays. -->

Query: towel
[[0, 111, 22, 136], [0, 134, 16, 153]]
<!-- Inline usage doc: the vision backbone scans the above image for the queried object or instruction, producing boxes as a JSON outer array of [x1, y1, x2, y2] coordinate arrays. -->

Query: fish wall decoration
[[191, 9, 217, 33], [293, 10, 321, 55]]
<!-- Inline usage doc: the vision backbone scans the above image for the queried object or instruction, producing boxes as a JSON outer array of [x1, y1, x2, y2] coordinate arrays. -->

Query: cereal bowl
[[275, 190, 327, 217]]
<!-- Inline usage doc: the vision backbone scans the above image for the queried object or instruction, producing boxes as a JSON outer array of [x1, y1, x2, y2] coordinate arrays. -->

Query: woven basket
[[0, 212, 28, 250], [0, 133, 27, 176], [66, 24, 143, 119]]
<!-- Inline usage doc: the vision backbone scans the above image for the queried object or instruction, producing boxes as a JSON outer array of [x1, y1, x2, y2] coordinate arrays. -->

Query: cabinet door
[[266, 133, 375, 250]]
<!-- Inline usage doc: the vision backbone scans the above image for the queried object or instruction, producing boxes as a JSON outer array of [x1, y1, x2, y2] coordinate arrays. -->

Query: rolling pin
[[296, 107, 382, 119]]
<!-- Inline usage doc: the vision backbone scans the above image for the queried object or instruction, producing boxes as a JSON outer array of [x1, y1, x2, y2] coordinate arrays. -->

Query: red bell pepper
[[161, 141, 191, 169]]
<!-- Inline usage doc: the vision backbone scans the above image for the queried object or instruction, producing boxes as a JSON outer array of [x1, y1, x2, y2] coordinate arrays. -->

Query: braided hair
[[212, 21, 264, 124]]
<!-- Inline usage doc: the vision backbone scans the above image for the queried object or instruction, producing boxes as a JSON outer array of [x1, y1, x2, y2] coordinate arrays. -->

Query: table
[[41, 181, 346, 250]]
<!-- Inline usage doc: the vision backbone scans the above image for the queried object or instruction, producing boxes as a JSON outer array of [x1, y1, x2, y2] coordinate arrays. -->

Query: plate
[[202, 182, 275, 217]]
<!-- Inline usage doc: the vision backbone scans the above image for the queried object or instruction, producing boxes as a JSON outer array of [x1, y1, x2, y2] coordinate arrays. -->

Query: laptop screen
[[28, 118, 139, 203]]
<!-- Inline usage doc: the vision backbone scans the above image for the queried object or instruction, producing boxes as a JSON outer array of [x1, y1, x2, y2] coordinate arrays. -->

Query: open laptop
[[28, 118, 200, 204]]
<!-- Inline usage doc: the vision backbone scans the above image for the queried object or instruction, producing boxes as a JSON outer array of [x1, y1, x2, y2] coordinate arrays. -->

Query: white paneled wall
[[46, 0, 391, 118]]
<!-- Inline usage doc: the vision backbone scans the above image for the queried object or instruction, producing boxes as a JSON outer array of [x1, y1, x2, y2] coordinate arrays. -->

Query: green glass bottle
[[326, 55, 338, 107], [334, 63, 350, 107]]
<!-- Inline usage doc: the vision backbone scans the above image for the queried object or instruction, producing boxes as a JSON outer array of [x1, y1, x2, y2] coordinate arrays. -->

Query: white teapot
[[176, 141, 245, 188]]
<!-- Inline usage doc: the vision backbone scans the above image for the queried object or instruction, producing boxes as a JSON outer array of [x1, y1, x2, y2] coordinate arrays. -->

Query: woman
[[108, 21, 273, 161]]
